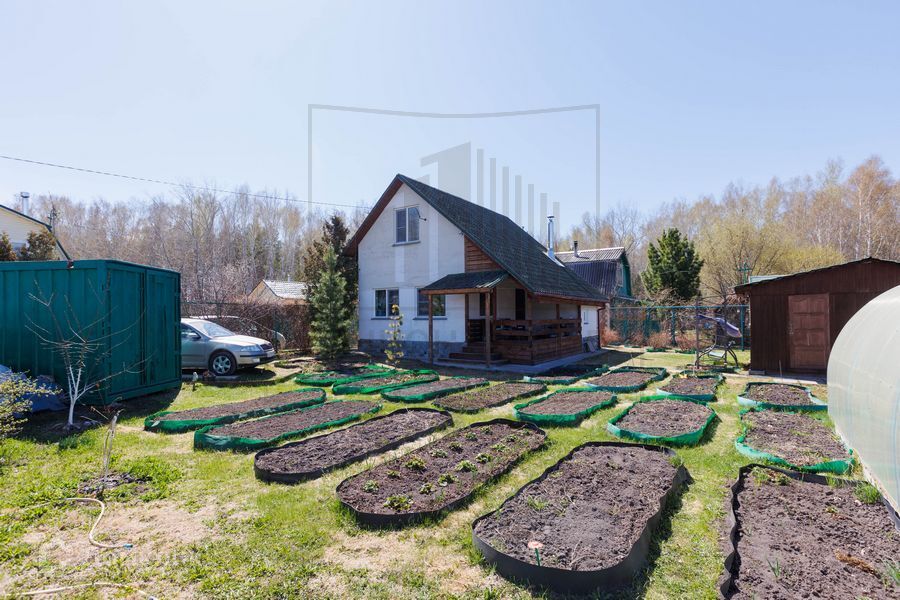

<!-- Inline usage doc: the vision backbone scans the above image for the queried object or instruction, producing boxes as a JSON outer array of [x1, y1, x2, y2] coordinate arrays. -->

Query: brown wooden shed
[[734, 257, 900, 374]]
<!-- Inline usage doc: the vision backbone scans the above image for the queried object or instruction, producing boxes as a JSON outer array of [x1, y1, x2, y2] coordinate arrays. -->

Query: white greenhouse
[[827, 284, 900, 512]]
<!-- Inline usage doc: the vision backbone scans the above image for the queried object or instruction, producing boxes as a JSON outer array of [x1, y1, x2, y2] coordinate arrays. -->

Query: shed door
[[788, 294, 829, 370]]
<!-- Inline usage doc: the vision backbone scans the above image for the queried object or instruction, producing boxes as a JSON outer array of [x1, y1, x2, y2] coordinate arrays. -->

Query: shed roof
[[420, 270, 508, 293], [734, 257, 900, 294]]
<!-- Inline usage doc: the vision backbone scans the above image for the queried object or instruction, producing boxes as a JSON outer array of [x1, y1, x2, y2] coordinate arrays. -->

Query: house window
[[417, 289, 446, 317], [375, 289, 400, 317], [395, 206, 420, 243]]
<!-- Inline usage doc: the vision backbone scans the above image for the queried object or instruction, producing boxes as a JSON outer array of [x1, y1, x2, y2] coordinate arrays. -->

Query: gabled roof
[[565, 261, 621, 299], [734, 257, 900, 293], [0, 204, 70, 260], [555, 247, 625, 263], [346, 175, 607, 304], [421, 270, 508, 293], [258, 279, 306, 300]]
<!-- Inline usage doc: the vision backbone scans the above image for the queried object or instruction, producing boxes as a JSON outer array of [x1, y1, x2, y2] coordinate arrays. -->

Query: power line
[[0, 154, 370, 210]]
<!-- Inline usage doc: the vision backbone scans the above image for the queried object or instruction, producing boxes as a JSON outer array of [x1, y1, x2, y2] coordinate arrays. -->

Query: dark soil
[[299, 368, 389, 384], [616, 399, 712, 437], [154, 390, 323, 422], [745, 383, 812, 406], [727, 466, 900, 599], [434, 382, 546, 412], [743, 411, 850, 467], [385, 377, 489, 399], [473, 445, 680, 571], [254, 409, 452, 480], [584, 370, 659, 389], [519, 391, 613, 416], [659, 376, 719, 397], [336, 372, 434, 392], [204, 401, 377, 440], [337, 421, 545, 518]]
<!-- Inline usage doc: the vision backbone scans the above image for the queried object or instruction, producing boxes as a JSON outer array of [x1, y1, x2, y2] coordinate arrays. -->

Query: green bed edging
[[522, 366, 608, 386], [143, 388, 327, 433], [736, 382, 826, 411], [513, 388, 617, 426], [583, 366, 668, 393], [606, 395, 716, 447], [294, 366, 393, 387], [193, 401, 382, 452], [655, 372, 723, 403], [734, 408, 854, 474], [380, 376, 489, 402], [331, 369, 439, 395]]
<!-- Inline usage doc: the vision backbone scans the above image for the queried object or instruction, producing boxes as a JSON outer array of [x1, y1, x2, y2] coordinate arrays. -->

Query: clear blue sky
[[2, 1, 899, 231]]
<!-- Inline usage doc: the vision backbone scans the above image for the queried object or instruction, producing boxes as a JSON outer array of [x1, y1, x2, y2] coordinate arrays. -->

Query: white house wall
[[357, 184, 466, 357], [0, 209, 47, 251]]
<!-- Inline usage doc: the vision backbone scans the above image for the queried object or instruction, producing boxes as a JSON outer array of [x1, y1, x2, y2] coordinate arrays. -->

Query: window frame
[[417, 289, 446, 318], [374, 288, 400, 318], [394, 206, 421, 244]]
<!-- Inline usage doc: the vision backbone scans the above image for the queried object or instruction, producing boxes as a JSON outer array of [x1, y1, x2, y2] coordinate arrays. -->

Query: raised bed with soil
[[194, 400, 380, 451], [332, 370, 438, 395], [254, 408, 453, 483], [144, 388, 326, 433], [736, 409, 853, 473], [514, 389, 616, 426], [294, 366, 392, 387], [583, 367, 668, 393], [523, 366, 607, 386], [607, 396, 715, 446], [720, 465, 900, 599], [657, 373, 722, 402], [381, 377, 489, 402], [737, 382, 825, 411], [472, 442, 688, 594], [433, 382, 547, 413], [336, 419, 546, 526]]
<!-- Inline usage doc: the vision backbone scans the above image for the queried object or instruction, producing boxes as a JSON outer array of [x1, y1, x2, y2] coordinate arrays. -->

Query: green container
[[0, 260, 181, 404]]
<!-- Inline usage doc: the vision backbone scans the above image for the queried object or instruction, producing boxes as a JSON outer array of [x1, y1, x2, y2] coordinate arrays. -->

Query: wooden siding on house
[[464, 237, 501, 272], [739, 259, 900, 373]]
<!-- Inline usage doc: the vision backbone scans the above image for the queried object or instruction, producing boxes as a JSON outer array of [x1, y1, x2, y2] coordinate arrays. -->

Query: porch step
[[448, 351, 505, 362]]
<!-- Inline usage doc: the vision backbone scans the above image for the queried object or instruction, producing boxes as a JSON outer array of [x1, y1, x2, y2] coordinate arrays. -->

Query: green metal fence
[[609, 304, 749, 351]]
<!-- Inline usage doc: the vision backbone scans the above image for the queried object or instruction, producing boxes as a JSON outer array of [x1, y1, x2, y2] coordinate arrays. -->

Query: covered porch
[[421, 270, 605, 366]]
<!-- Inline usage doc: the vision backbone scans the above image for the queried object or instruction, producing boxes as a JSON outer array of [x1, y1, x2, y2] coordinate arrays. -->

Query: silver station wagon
[[180, 318, 277, 376]]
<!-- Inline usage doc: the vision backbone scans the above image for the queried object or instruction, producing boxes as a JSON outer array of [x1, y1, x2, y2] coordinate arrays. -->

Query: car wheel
[[209, 350, 237, 376]]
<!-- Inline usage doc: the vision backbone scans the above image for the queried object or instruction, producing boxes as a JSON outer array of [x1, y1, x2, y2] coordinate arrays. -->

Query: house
[[344, 175, 608, 366], [555, 243, 634, 332], [248, 280, 307, 304], [0, 204, 69, 259], [734, 257, 900, 374]]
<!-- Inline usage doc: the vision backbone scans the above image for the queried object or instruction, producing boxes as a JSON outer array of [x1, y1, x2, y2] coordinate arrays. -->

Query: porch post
[[556, 303, 561, 356], [428, 296, 434, 364], [464, 293, 470, 342], [485, 292, 492, 368]]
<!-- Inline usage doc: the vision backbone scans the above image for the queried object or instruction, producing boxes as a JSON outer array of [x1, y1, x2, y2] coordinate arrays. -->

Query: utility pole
[[737, 261, 751, 285]]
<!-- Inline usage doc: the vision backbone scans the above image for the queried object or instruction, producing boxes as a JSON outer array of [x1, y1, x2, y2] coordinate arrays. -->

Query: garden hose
[[28, 497, 132, 550]]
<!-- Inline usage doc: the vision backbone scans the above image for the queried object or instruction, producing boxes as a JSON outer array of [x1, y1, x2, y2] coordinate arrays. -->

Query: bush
[[675, 333, 700, 352], [647, 331, 671, 349], [601, 328, 622, 346], [0, 377, 47, 439]]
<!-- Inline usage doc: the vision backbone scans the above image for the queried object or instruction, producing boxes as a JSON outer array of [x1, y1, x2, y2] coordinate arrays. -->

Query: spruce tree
[[0, 232, 17, 261], [641, 228, 703, 302], [19, 230, 58, 260], [308, 247, 352, 362]]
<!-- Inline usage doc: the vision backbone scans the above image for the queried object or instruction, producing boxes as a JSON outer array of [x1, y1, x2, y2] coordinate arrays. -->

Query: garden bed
[[433, 382, 547, 413], [194, 400, 380, 451], [583, 366, 668, 392], [254, 408, 453, 483], [381, 377, 489, 402], [720, 465, 900, 599], [336, 419, 546, 527], [514, 389, 615, 426], [736, 409, 853, 473], [332, 370, 438, 395], [657, 373, 722, 402], [472, 442, 688, 594], [523, 366, 607, 386], [607, 396, 715, 446], [737, 382, 825, 411], [294, 366, 392, 387], [144, 388, 326, 433]]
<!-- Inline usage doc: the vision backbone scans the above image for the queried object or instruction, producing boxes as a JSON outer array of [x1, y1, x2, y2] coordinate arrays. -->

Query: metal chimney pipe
[[19, 191, 30, 216], [573, 240, 579, 257], [547, 215, 555, 259]]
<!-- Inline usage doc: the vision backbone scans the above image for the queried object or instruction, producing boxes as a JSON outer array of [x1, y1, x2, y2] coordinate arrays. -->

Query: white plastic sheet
[[828, 284, 900, 512]]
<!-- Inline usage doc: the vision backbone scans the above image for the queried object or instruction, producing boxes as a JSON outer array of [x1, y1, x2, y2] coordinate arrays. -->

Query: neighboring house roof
[[734, 257, 900, 294], [346, 175, 607, 304], [0, 204, 70, 260], [555, 247, 625, 263], [421, 270, 508, 293], [564, 260, 620, 299], [253, 279, 307, 300]]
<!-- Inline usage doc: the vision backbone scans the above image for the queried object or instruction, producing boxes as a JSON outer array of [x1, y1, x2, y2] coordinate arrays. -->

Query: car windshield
[[190, 321, 235, 338]]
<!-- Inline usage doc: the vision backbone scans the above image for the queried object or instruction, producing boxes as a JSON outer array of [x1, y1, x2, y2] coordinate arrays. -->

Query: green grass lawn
[[0, 352, 838, 599]]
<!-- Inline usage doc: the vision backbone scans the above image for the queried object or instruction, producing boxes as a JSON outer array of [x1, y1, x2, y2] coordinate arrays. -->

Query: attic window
[[395, 206, 420, 243]]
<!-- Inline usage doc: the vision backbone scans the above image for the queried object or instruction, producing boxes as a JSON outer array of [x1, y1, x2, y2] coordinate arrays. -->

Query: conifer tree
[[0, 232, 17, 261], [642, 228, 703, 302], [308, 247, 352, 361]]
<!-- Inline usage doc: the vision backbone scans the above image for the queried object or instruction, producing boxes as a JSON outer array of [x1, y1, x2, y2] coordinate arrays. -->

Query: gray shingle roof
[[397, 175, 607, 303], [263, 280, 307, 300], [420, 270, 508, 292], [555, 247, 625, 263]]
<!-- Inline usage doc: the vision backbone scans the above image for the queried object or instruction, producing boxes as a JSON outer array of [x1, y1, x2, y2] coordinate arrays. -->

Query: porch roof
[[420, 270, 508, 294]]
